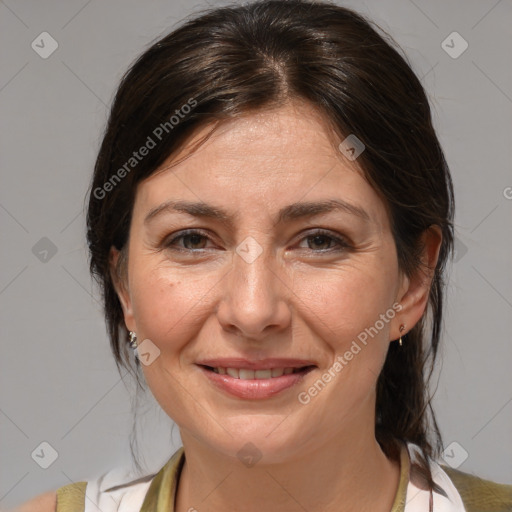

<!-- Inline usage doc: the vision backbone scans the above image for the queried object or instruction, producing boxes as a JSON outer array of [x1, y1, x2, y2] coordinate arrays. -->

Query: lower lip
[[198, 366, 314, 400]]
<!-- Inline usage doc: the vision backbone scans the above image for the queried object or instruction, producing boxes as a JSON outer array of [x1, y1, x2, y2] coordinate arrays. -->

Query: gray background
[[1, 0, 511, 508]]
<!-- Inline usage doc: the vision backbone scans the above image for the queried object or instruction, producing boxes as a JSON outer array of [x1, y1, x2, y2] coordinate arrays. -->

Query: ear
[[392, 225, 443, 340], [109, 246, 136, 333]]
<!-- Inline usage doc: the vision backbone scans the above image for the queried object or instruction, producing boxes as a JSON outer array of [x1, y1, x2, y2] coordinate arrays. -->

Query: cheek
[[292, 258, 397, 346], [129, 263, 214, 352], [128, 265, 216, 424], [294, 267, 397, 414]]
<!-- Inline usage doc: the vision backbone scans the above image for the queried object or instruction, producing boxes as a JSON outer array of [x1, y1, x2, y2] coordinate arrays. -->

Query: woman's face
[[112, 101, 417, 462]]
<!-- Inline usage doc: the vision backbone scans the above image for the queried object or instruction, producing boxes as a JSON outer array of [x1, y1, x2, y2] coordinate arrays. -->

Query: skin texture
[[109, 100, 442, 512]]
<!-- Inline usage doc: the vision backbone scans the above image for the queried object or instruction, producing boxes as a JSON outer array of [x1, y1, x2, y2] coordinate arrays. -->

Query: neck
[[175, 426, 400, 512]]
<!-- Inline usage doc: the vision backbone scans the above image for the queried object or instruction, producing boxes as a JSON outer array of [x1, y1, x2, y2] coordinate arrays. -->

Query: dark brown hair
[[86, 0, 454, 482]]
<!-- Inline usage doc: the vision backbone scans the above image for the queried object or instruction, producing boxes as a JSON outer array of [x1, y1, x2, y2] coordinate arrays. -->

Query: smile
[[197, 364, 316, 399], [208, 366, 307, 379]]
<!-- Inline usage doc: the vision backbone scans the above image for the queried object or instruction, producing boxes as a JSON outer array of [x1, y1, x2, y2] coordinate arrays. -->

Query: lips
[[196, 358, 317, 399]]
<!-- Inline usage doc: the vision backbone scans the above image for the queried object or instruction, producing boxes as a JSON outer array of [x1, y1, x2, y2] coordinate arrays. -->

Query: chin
[[195, 416, 314, 465]]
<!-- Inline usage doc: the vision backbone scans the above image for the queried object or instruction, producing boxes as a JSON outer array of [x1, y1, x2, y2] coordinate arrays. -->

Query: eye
[[163, 228, 351, 254], [164, 229, 213, 251], [297, 230, 351, 252]]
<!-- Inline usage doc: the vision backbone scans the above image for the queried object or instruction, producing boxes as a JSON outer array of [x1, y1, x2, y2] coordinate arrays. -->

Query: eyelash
[[163, 229, 352, 254]]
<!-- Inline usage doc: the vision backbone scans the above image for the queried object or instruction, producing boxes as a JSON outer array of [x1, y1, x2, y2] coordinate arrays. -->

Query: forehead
[[134, 102, 389, 230]]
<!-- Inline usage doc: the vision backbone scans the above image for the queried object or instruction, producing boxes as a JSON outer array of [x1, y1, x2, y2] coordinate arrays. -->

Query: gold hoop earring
[[398, 324, 405, 346]]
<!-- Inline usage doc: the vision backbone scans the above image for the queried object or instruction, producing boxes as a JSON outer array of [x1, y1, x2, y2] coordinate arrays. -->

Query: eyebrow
[[144, 198, 370, 226]]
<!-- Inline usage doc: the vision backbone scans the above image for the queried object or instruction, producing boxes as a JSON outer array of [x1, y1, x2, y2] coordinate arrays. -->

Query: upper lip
[[196, 358, 317, 370]]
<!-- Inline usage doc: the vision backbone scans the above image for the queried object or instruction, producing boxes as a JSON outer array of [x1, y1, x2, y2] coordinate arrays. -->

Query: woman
[[17, 0, 512, 510]]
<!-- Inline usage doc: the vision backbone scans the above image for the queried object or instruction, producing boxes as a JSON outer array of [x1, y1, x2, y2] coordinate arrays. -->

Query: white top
[[82, 467, 155, 512]]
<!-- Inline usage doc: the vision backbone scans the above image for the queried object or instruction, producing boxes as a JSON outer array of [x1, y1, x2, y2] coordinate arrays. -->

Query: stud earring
[[398, 324, 405, 346], [129, 331, 138, 349]]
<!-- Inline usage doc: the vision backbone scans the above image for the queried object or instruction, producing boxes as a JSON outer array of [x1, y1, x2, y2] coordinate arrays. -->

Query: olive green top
[[55, 444, 512, 512]]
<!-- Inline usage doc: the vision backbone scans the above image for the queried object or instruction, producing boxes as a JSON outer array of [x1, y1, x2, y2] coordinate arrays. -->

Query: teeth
[[226, 368, 239, 378], [216, 367, 300, 379], [239, 369, 255, 380]]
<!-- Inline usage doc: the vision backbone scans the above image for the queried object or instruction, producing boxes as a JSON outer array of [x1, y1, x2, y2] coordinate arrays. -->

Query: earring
[[398, 324, 405, 346], [129, 331, 138, 349]]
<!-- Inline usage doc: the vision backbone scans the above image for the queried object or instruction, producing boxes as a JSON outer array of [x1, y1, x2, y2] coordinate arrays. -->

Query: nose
[[216, 243, 292, 341]]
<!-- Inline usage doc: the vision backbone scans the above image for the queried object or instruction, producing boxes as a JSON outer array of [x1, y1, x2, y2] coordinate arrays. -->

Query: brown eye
[[298, 230, 351, 252], [181, 233, 208, 249], [165, 230, 212, 251], [306, 234, 335, 250]]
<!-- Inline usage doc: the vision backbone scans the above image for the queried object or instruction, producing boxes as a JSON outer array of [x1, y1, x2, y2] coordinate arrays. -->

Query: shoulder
[[55, 482, 87, 511], [14, 471, 152, 512], [11, 490, 57, 512], [17, 482, 87, 512], [405, 442, 512, 512], [11, 450, 183, 512], [441, 464, 512, 512]]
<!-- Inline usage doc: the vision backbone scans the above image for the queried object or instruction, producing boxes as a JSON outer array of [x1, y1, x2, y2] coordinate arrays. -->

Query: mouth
[[196, 361, 317, 400], [199, 365, 316, 379]]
